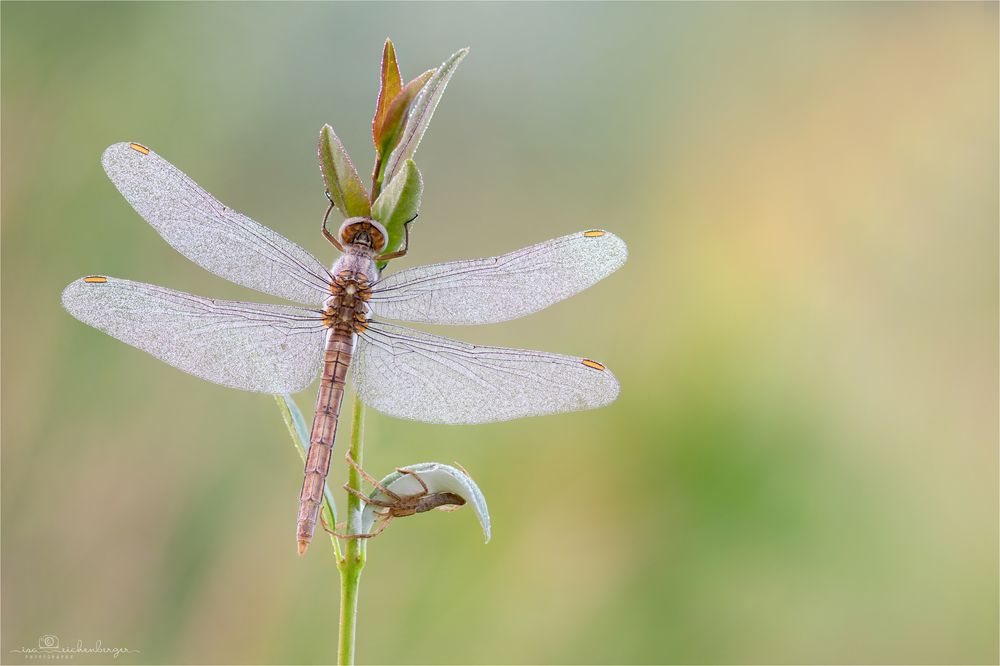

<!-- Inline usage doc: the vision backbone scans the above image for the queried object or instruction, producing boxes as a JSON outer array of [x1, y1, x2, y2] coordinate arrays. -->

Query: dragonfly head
[[340, 217, 388, 254]]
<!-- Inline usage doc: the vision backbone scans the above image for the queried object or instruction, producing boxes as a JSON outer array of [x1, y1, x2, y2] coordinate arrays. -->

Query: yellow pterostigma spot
[[583, 230, 605, 238], [128, 143, 151, 155], [581, 358, 606, 371], [83, 275, 108, 284]]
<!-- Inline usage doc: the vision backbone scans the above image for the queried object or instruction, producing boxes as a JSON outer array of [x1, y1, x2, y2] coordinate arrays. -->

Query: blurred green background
[[2, 3, 997, 664]]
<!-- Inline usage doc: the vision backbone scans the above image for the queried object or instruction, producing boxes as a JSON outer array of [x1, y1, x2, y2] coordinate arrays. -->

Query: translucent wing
[[61, 276, 325, 393], [353, 321, 620, 424], [102, 142, 331, 305], [368, 230, 627, 325]]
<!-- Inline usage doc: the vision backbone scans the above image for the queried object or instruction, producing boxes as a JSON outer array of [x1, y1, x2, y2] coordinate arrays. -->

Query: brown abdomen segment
[[297, 330, 354, 555]]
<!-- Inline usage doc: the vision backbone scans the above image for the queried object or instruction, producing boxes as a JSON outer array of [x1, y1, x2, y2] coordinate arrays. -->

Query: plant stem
[[337, 394, 367, 665], [370, 156, 383, 205]]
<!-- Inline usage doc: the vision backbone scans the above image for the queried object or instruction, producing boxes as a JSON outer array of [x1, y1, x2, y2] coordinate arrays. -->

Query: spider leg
[[319, 514, 345, 537], [334, 514, 395, 540], [345, 452, 402, 501], [341, 483, 396, 508], [396, 467, 429, 496]]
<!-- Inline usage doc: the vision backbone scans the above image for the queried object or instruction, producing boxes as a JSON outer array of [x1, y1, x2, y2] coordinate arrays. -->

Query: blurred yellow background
[[2, 3, 997, 664]]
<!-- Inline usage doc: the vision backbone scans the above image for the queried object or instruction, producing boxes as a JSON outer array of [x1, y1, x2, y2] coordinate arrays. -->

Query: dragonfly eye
[[339, 217, 388, 253]]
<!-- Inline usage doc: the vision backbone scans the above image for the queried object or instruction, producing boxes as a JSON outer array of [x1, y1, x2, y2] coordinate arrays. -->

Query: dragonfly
[[62, 142, 628, 555]]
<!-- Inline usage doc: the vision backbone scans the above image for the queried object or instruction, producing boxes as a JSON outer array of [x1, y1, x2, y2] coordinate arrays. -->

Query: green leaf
[[318, 124, 371, 218], [274, 394, 340, 556], [374, 69, 435, 175], [371, 159, 422, 266], [276, 393, 310, 448], [382, 47, 468, 187], [372, 38, 402, 150]]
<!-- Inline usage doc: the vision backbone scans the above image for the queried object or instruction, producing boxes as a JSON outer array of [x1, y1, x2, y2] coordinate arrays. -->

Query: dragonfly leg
[[374, 214, 416, 262], [395, 467, 429, 496], [321, 196, 345, 251], [346, 452, 401, 501]]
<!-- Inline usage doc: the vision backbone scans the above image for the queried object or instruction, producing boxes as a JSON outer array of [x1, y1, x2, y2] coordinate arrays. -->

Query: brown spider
[[323, 453, 466, 540]]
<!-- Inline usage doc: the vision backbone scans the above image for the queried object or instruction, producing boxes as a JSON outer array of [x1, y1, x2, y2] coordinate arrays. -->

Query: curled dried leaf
[[359, 462, 490, 543]]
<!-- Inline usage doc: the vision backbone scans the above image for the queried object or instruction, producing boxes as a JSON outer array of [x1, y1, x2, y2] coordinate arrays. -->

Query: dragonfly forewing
[[102, 142, 332, 306], [368, 230, 627, 325], [61, 276, 326, 393], [353, 321, 620, 424]]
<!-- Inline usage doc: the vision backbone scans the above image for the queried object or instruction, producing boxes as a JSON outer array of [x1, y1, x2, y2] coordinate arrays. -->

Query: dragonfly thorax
[[339, 217, 388, 253], [324, 260, 374, 335]]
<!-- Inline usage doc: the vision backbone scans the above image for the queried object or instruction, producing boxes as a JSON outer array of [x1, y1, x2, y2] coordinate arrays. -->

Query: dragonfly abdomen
[[297, 330, 354, 555]]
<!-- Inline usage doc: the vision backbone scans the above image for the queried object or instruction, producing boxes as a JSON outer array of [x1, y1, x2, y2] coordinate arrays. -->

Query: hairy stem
[[337, 394, 367, 665]]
